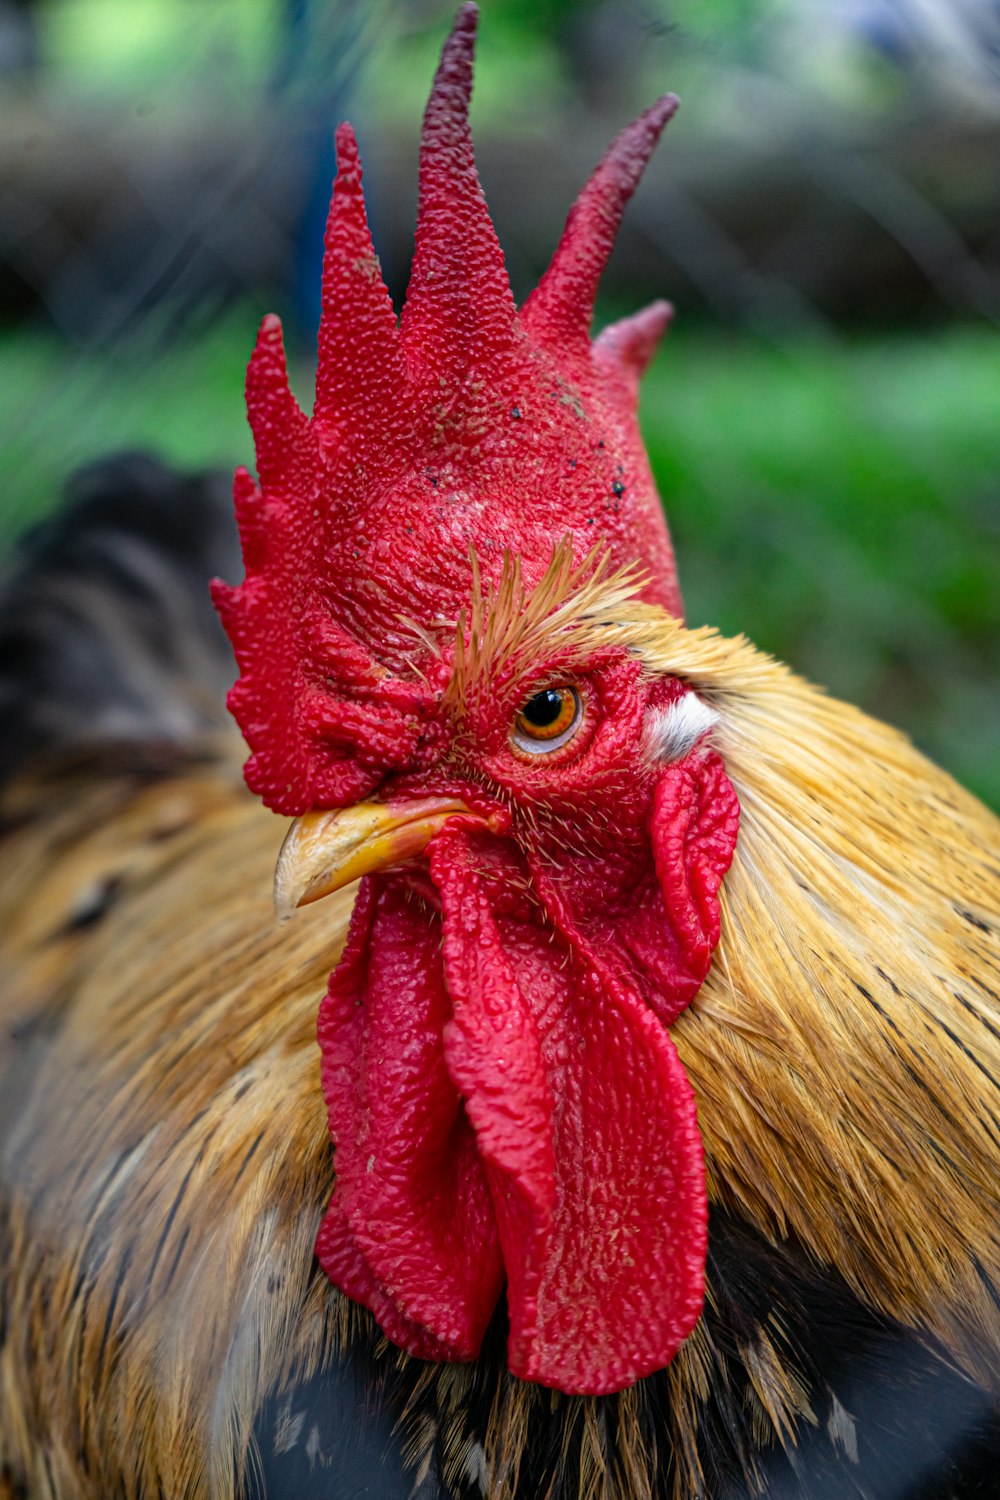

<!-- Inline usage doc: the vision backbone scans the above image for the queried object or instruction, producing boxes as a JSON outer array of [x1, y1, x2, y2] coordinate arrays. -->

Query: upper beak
[[273, 797, 477, 920]]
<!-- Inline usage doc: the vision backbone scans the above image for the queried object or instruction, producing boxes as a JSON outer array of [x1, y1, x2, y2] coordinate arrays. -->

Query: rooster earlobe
[[646, 752, 740, 1024], [314, 122, 405, 448], [521, 96, 678, 363], [399, 2, 517, 378]]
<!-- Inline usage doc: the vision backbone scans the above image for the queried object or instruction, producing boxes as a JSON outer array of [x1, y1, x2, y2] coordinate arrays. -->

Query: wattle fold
[[435, 829, 707, 1392], [316, 823, 708, 1395], [316, 878, 504, 1359]]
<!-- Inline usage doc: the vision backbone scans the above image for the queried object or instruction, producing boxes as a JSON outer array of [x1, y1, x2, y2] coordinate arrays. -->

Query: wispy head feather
[[445, 541, 649, 717]]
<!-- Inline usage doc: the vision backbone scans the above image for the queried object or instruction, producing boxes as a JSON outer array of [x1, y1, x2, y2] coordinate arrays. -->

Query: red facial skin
[[213, 4, 741, 1395]]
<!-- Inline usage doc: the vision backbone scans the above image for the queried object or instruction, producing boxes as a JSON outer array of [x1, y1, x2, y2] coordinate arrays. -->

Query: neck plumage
[[624, 614, 1000, 1392]]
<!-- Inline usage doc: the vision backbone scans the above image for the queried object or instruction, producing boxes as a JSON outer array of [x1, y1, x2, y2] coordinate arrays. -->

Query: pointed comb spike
[[400, 2, 517, 377], [593, 300, 673, 398], [423, 0, 478, 149], [522, 96, 678, 357], [228, 464, 267, 575], [314, 122, 404, 444], [245, 314, 309, 492]]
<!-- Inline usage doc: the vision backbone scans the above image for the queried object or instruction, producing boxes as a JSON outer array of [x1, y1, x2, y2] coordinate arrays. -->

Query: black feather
[[250, 1212, 1000, 1499], [253, 1346, 446, 1500], [0, 451, 239, 789]]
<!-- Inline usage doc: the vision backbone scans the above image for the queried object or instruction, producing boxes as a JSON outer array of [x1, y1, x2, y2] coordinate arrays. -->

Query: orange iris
[[513, 686, 582, 750]]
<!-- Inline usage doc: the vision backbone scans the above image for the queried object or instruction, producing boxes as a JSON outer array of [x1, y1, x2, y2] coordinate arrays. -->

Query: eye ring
[[511, 685, 584, 757]]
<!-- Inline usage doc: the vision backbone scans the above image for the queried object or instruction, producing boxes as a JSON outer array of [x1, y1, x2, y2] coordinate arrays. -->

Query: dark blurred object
[[850, 0, 1000, 89], [5, 90, 998, 333], [0, 0, 39, 78], [0, 452, 239, 787], [0, 102, 301, 337]]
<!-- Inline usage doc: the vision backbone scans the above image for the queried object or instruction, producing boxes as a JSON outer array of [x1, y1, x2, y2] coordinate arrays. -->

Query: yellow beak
[[273, 797, 475, 920]]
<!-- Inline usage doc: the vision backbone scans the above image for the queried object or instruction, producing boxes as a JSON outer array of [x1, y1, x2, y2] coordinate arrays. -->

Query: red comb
[[214, 2, 683, 816]]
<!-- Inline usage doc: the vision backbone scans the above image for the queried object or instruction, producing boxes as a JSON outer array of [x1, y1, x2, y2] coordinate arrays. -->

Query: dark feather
[[246, 1211, 1000, 1499], [0, 452, 239, 790], [252, 1351, 445, 1500]]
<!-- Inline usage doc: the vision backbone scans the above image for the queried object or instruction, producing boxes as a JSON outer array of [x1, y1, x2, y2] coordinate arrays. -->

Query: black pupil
[[523, 689, 565, 728]]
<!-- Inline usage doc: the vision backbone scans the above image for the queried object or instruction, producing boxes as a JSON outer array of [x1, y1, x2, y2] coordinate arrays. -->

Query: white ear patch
[[643, 691, 719, 764]]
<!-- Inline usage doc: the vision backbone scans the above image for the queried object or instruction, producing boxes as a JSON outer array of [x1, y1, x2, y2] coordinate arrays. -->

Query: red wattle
[[314, 750, 737, 1393], [432, 828, 708, 1395], [315, 878, 504, 1359], [556, 752, 741, 1028]]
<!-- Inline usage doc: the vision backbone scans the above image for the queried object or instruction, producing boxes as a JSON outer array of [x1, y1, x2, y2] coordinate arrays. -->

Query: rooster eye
[[512, 686, 584, 756]]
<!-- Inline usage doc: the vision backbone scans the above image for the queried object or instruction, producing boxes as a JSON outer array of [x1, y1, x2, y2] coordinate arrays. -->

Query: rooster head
[[213, 3, 739, 1395]]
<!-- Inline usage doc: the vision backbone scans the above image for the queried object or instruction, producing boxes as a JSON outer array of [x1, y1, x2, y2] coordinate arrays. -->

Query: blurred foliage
[[38, 0, 281, 95], [0, 315, 251, 540], [355, 11, 572, 134], [2, 314, 997, 808], [31, 0, 958, 131], [643, 326, 1000, 809]]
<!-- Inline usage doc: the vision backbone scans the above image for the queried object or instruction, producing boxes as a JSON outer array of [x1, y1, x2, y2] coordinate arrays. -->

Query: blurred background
[[0, 0, 997, 803]]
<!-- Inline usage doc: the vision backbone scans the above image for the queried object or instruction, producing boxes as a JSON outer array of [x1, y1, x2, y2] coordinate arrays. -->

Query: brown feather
[[1, 753, 355, 1498]]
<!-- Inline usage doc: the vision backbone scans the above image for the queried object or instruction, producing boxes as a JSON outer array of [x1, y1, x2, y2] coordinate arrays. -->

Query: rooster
[[2, 6, 999, 1499]]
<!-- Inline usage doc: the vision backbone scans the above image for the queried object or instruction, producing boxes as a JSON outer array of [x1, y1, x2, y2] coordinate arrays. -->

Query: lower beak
[[273, 797, 476, 920]]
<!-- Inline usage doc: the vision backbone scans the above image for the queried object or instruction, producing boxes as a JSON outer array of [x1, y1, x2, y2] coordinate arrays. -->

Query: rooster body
[[2, 474, 999, 1496], [3, 5, 1000, 1496]]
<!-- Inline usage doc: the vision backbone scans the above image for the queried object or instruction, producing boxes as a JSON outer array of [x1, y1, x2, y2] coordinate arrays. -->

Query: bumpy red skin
[[214, 4, 741, 1396]]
